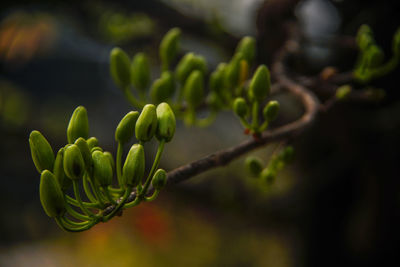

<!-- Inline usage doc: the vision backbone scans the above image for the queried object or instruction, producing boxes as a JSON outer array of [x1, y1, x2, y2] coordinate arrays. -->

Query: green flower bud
[[365, 45, 384, 68], [86, 137, 98, 150], [131, 52, 151, 93], [40, 170, 65, 218], [160, 28, 181, 70], [152, 169, 167, 190], [115, 111, 139, 144], [63, 144, 85, 180], [233, 97, 248, 118], [67, 106, 89, 144], [103, 151, 115, 174], [335, 85, 352, 100], [209, 63, 227, 93], [263, 100, 280, 122], [356, 25, 373, 51], [156, 102, 176, 142], [176, 53, 207, 84], [53, 148, 71, 191], [150, 71, 175, 104], [92, 151, 113, 187], [225, 52, 244, 88], [110, 47, 131, 88], [74, 137, 92, 170], [184, 70, 204, 108], [249, 65, 270, 102], [260, 168, 275, 185], [135, 104, 158, 142], [29, 130, 55, 173], [91, 146, 103, 153], [235, 36, 256, 64], [122, 144, 145, 187], [245, 156, 263, 177]]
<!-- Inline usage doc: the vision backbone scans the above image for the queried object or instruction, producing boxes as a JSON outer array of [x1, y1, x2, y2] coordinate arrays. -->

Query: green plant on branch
[[29, 102, 175, 232], [353, 24, 400, 83], [28, 23, 400, 232]]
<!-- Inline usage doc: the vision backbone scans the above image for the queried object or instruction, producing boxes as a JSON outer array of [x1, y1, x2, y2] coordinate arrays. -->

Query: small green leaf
[[249, 65, 270, 102]]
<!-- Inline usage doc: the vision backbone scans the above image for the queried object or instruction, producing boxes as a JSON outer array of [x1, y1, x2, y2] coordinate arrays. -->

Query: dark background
[[1, 0, 400, 266]]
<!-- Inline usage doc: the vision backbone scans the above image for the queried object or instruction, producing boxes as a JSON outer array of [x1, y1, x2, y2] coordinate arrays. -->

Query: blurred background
[[1, 0, 400, 266]]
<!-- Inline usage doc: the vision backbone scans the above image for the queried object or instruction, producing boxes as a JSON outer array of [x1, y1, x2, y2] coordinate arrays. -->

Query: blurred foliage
[[98, 12, 156, 45], [0, 80, 31, 128], [0, 11, 57, 67]]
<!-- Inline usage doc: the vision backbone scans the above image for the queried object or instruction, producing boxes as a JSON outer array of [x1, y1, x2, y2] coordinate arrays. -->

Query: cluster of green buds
[[232, 64, 279, 138], [245, 146, 294, 185], [29, 103, 175, 232], [110, 27, 277, 129], [354, 24, 400, 83]]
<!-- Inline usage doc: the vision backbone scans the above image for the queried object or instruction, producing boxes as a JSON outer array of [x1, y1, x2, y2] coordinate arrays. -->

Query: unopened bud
[[235, 36, 256, 64], [184, 70, 204, 108], [233, 97, 248, 118], [263, 100, 280, 122], [53, 148, 71, 191], [131, 52, 151, 93], [40, 170, 65, 218], [135, 104, 158, 142], [63, 144, 85, 180], [29, 130, 55, 173], [249, 65, 270, 101], [122, 144, 145, 187], [92, 151, 113, 187], [110, 47, 131, 88], [160, 28, 181, 70], [156, 102, 176, 142], [67, 106, 89, 144], [152, 169, 167, 190], [150, 71, 175, 104], [115, 111, 139, 144], [245, 156, 263, 177], [335, 85, 352, 100], [86, 137, 98, 150]]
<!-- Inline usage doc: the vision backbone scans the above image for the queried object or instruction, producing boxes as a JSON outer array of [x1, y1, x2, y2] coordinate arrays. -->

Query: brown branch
[[104, 42, 320, 216]]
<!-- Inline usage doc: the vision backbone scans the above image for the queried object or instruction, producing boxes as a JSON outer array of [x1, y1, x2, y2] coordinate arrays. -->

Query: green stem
[[88, 177, 107, 208], [123, 87, 145, 109], [103, 188, 131, 222], [63, 216, 90, 227], [145, 189, 160, 202], [65, 195, 100, 209], [258, 120, 269, 132], [72, 180, 97, 219], [103, 187, 117, 205], [108, 186, 124, 194], [140, 140, 165, 197], [82, 174, 98, 204], [55, 217, 96, 232], [239, 117, 251, 130], [116, 142, 123, 186], [123, 193, 141, 208], [251, 101, 259, 132], [195, 110, 217, 127], [64, 199, 91, 221]]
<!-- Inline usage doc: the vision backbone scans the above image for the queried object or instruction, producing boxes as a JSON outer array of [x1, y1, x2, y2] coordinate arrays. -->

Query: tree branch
[[103, 32, 321, 216]]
